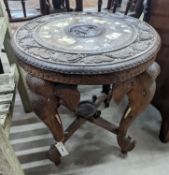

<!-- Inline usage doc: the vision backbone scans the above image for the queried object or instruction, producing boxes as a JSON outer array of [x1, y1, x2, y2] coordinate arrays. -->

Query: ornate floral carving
[[12, 12, 160, 74]]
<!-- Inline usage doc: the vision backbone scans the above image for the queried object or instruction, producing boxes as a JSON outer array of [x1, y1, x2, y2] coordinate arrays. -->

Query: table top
[[11, 12, 161, 84]]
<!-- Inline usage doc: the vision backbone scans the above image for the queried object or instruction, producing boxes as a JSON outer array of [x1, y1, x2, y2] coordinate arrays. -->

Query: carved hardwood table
[[12, 12, 161, 165]]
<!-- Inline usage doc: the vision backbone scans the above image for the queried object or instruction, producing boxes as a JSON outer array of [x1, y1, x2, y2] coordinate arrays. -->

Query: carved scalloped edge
[[11, 38, 160, 75], [18, 57, 155, 85]]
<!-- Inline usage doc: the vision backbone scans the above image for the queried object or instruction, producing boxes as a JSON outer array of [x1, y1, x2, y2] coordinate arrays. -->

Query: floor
[[8, 0, 169, 175]]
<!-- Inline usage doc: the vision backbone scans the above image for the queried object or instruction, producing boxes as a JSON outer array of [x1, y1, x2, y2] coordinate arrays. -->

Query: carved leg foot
[[113, 62, 160, 153], [117, 106, 136, 154], [26, 74, 80, 164], [48, 144, 61, 165], [117, 136, 136, 154]]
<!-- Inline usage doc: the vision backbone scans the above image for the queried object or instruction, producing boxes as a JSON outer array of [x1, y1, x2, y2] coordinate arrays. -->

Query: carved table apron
[[11, 12, 161, 165]]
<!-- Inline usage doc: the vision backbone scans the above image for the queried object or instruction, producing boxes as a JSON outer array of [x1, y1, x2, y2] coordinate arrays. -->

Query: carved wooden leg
[[26, 75, 64, 140], [152, 73, 169, 142], [159, 115, 169, 143], [107, 0, 113, 9], [113, 62, 160, 153], [26, 74, 80, 164], [154, 100, 169, 142], [26, 75, 63, 164], [102, 85, 112, 107], [75, 0, 83, 11]]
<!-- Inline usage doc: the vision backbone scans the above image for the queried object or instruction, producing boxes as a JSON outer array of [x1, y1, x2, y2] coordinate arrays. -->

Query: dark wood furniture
[[38, 0, 144, 17], [11, 12, 160, 165], [149, 0, 169, 143], [74, 0, 136, 13], [3, 0, 43, 22], [40, 0, 50, 15], [36, 0, 72, 15]]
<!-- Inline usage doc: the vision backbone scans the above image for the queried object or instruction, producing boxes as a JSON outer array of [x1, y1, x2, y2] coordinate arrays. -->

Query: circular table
[[12, 12, 161, 165]]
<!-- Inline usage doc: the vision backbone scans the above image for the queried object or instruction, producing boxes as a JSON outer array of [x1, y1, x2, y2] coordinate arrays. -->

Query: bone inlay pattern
[[12, 12, 160, 74]]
